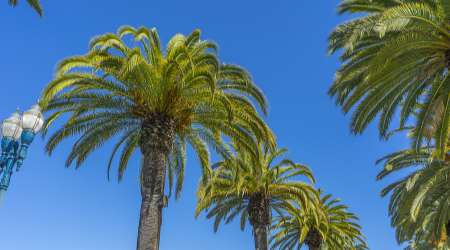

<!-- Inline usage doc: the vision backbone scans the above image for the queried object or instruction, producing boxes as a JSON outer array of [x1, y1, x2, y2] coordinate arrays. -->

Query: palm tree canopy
[[378, 147, 450, 249], [9, 0, 43, 16], [271, 193, 367, 250], [40, 26, 274, 198], [329, 0, 450, 157], [196, 141, 317, 233]]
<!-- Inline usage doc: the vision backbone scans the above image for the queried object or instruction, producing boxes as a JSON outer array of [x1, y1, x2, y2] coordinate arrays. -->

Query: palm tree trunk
[[305, 229, 322, 250], [136, 147, 167, 250], [252, 224, 268, 250], [136, 114, 175, 250], [248, 193, 270, 250]]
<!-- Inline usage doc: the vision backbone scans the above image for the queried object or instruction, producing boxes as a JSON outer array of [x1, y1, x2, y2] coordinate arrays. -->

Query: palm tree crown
[[378, 147, 450, 249], [271, 193, 367, 250], [41, 25, 273, 190], [329, 0, 450, 157], [196, 142, 317, 250], [330, 1, 450, 248]]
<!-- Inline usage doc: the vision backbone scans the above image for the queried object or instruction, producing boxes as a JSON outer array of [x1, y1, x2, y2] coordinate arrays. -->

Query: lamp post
[[0, 105, 44, 204]]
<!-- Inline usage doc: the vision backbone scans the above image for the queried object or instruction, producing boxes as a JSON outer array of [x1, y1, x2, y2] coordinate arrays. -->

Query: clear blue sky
[[0, 1, 407, 249]]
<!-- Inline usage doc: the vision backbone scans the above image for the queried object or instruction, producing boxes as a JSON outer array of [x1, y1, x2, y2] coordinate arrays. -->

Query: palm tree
[[378, 147, 450, 249], [271, 193, 367, 250], [329, 0, 450, 157], [40, 26, 274, 250], [196, 142, 317, 250], [8, 0, 42, 16]]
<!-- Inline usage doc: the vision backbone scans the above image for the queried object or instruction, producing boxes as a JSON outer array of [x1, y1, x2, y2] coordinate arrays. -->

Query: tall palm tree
[[40, 26, 274, 250], [329, 0, 450, 157], [8, 0, 42, 16], [378, 147, 450, 249], [196, 142, 317, 250], [271, 193, 367, 250]]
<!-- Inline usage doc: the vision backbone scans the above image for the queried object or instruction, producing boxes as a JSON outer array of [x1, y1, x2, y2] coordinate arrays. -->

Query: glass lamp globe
[[2, 112, 23, 140], [22, 105, 44, 133]]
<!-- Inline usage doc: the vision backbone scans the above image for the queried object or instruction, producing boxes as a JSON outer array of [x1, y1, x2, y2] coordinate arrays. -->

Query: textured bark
[[137, 113, 175, 250], [307, 245, 320, 250], [446, 221, 450, 238], [305, 228, 322, 250], [248, 193, 270, 250], [446, 50, 450, 68], [252, 225, 268, 250]]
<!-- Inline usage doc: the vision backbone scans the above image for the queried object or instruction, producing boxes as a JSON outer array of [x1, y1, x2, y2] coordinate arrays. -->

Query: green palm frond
[[270, 192, 367, 250], [378, 146, 450, 249], [329, 0, 450, 157], [8, 0, 43, 16]]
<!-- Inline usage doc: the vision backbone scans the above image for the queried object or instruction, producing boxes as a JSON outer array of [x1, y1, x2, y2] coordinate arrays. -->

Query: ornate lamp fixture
[[0, 105, 44, 202]]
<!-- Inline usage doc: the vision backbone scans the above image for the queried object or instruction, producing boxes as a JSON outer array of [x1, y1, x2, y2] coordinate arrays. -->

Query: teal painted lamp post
[[0, 105, 44, 203]]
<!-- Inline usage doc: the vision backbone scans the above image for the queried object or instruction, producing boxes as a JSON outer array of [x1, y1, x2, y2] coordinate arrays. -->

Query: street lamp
[[0, 105, 44, 203]]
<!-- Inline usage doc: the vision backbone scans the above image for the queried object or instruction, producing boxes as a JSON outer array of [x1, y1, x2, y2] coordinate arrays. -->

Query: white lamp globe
[[2, 112, 23, 140], [22, 105, 44, 133]]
